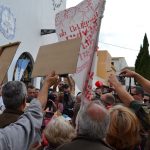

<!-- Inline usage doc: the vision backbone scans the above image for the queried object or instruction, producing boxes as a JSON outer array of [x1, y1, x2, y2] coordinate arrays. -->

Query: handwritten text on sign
[[55, 0, 105, 95]]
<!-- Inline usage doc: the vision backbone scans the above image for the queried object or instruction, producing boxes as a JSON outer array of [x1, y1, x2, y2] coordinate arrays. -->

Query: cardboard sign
[[32, 38, 81, 77], [0, 42, 20, 84]]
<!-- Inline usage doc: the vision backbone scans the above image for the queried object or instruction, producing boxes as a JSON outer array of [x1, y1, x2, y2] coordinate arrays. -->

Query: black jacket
[[0, 109, 23, 128], [56, 135, 115, 150]]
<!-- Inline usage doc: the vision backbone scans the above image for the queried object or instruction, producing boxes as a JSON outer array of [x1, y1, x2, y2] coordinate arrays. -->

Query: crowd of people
[[0, 69, 150, 150]]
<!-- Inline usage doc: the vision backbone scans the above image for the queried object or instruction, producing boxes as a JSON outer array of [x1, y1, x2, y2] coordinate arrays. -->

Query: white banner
[[55, 0, 105, 98]]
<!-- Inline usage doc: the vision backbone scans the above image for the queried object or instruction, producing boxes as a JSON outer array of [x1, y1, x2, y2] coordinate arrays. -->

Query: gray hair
[[44, 116, 75, 146], [2, 81, 27, 109], [76, 100, 110, 139]]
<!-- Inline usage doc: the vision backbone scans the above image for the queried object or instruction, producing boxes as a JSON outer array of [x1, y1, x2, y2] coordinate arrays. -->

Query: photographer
[[61, 84, 75, 118], [44, 90, 57, 113], [53, 74, 75, 95]]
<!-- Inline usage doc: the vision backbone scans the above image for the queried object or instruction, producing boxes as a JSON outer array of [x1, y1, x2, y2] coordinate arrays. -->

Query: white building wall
[[112, 57, 135, 86], [0, 0, 66, 87], [112, 57, 128, 75]]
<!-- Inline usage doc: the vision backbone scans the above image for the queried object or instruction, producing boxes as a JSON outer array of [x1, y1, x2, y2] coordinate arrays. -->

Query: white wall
[[0, 0, 66, 85], [112, 57, 128, 74]]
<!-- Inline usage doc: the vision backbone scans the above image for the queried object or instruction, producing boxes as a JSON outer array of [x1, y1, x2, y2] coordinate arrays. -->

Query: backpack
[[130, 101, 150, 131], [139, 104, 150, 131], [130, 102, 150, 150]]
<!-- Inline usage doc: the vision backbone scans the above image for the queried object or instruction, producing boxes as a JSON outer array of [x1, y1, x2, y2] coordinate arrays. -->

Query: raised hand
[[120, 69, 136, 78], [44, 71, 58, 87], [108, 74, 121, 87]]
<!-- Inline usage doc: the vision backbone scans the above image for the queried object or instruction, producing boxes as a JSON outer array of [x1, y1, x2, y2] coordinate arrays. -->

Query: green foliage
[[135, 33, 150, 80]]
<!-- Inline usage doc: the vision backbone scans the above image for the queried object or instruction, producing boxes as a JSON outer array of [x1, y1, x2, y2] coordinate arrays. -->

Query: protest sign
[[0, 42, 20, 84], [55, 0, 105, 99], [32, 38, 81, 77]]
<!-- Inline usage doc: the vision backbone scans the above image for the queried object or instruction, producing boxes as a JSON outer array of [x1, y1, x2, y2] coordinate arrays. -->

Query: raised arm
[[38, 71, 58, 109], [108, 74, 134, 106], [121, 69, 150, 93], [66, 75, 75, 95], [0, 71, 58, 150]]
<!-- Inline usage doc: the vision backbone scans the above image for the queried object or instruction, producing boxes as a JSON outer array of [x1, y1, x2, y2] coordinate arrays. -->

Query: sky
[[66, 0, 150, 67]]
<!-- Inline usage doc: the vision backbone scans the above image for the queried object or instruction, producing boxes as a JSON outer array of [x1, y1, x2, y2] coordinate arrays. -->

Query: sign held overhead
[[0, 42, 20, 84], [32, 38, 81, 77]]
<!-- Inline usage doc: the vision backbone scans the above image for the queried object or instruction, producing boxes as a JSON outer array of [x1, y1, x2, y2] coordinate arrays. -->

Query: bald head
[[76, 100, 110, 139], [101, 93, 115, 109], [87, 102, 108, 122]]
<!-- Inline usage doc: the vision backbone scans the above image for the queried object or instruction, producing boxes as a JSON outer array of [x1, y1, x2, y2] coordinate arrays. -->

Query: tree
[[135, 45, 143, 74], [135, 33, 150, 80]]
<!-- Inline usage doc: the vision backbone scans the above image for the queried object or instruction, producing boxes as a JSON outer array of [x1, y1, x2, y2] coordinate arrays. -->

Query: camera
[[116, 75, 125, 85]]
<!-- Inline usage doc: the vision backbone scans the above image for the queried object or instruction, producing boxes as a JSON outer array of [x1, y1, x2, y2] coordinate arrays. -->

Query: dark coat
[[0, 109, 23, 128], [56, 135, 115, 150], [43, 145, 57, 150]]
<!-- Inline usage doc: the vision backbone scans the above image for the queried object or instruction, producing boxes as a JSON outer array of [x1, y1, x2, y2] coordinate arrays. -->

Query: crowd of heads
[[0, 70, 150, 150]]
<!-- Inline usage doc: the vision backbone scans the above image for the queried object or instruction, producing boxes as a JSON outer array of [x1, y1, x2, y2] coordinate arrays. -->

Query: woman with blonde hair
[[43, 116, 75, 150], [106, 105, 142, 150]]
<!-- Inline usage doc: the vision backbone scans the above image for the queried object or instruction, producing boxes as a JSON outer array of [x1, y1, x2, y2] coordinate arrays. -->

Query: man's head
[[95, 87, 102, 96], [58, 81, 65, 92], [101, 93, 115, 109], [76, 100, 109, 139], [62, 83, 71, 94], [35, 88, 40, 98], [2, 81, 27, 110], [27, 84, 35, 102]]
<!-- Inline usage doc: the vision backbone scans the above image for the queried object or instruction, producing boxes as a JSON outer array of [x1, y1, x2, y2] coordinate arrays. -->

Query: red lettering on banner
[[83, 71, 94, 100], [79, 43, 95, 63], [70, 26, 77, 32], [82, 28, 88, 36], [76, 60, 90, 73], [81, 21, 88, 28], [59, 29, 66, 38], [79, 49, 89, 61], [55, 0, 106, 93], [88, 72, 94, 80], [58, 12, 99, 45], [76, 24, 81, 30], [81, 41, 89, 49], [79, 53, 84, 61], [65, 30, 83, 40]]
